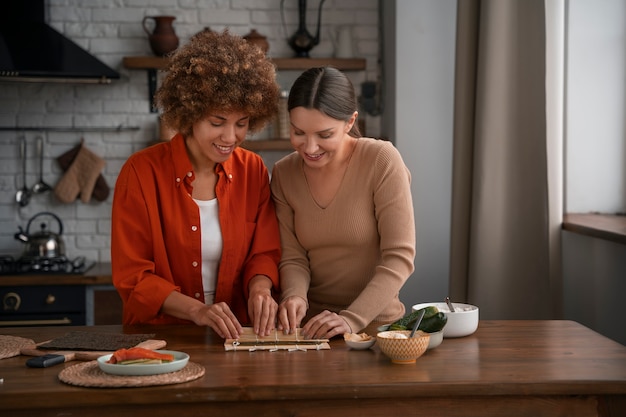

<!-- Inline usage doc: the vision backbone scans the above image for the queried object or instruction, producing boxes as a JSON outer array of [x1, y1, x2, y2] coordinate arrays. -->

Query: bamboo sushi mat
[[225, 327, 330, 352], [0, 335, 35, 359], [58, 361, 205, 388]]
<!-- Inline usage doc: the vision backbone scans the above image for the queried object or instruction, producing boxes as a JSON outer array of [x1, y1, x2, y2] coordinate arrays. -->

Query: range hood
[[0, 0, 120, 84]]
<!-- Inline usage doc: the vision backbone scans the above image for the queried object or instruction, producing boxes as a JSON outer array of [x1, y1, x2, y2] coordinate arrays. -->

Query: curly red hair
[[155, 29, 280, 137]]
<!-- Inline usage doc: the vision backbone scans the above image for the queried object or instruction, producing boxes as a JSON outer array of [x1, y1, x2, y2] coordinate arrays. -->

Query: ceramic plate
[[97, 350, 189, 376]]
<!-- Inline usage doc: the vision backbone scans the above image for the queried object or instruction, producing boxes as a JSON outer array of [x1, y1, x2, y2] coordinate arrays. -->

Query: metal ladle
[[15, 136, 31, 207], [31, 136, 53, 194]]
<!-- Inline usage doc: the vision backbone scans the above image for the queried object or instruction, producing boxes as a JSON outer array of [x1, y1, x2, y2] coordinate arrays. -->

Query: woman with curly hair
[[111, 29, 281, 339]]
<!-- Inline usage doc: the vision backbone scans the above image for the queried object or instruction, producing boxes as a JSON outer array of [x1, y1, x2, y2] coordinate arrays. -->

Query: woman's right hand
[[192, 302, 244, 339], [161, 291, 243, 339], [277, 296, 307, 335]]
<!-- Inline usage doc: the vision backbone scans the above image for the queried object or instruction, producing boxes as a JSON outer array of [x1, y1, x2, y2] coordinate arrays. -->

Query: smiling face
[[186, 111, 250, 169], [289, 107, 357, 169]]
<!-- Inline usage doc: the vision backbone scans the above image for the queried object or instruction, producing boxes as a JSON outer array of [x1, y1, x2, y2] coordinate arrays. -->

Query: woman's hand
[[192, 302, 244, 339], [247, 275, 278, 336], [277, 296, 307, 335], [301, 310, 352, 340], [161, 291, 243, 339]]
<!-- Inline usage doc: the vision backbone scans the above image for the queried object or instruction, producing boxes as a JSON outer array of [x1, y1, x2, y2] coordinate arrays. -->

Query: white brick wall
[[0, 0, 381, 263]]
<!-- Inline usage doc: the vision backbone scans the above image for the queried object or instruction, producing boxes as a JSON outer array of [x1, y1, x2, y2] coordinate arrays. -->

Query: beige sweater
[[270, 138, 416, 332]]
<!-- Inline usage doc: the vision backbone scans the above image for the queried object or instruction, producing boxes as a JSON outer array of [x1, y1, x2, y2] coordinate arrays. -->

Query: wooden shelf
[[122, 56, 366, 71], [240, 139, 293, 152], [122, 56, 169, 70], [271, 57, 367, 71], [123, 55, 367, 114], [562, 213, 626, 245]]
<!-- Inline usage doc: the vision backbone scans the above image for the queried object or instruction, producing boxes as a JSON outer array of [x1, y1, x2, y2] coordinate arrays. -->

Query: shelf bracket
[[147, 68, 158, 113]]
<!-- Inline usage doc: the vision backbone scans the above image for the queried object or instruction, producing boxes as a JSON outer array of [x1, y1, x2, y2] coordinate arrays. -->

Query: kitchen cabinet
[[0, 263, 121, 326], [0, 285, 85, 326], [87, 285, 123, 325]]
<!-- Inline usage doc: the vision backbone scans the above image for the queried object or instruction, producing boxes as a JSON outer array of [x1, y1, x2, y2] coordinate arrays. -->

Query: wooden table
[[1, 320, 625, 417]]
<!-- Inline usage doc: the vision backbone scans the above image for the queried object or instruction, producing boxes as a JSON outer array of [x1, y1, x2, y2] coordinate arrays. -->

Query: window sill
[[562, 213, 626, 245]]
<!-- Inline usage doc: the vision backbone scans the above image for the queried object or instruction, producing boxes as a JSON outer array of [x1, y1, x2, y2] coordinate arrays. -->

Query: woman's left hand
[[247, 275, 278, 336], [301, 310, 352, 340]]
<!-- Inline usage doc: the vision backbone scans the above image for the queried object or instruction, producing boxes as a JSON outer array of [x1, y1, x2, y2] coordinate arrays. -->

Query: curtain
[[449, 0, 564, 319]]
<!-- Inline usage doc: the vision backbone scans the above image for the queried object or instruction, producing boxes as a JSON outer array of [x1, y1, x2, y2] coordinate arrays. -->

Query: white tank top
[[193, 198, 223, 305]]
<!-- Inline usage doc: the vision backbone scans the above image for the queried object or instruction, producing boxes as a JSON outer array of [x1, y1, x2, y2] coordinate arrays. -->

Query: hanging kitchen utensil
[[15, 136, 31, 207], [32, 136, 52, 194], [14, 212, 66, 259]]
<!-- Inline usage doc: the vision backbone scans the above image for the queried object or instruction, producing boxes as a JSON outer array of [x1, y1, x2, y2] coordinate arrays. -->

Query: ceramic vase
[[142, 15, 179, 56]]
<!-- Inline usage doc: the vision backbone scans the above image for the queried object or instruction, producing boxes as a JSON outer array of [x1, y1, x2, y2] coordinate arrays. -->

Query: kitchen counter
[[1, 320, 625, 417], [0, 262, 112, 286]]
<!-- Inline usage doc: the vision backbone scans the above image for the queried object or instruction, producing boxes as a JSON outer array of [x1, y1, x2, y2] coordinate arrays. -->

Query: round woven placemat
[[58, 361, 205, 388], [0, 335, 36, 359]]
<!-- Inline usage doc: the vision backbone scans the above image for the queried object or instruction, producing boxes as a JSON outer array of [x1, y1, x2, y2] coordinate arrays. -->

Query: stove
[[0, 255, 95, 275]]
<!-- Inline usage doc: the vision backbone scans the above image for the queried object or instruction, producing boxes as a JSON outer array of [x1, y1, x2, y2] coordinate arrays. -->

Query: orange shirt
[[111, 134, 280, 325]]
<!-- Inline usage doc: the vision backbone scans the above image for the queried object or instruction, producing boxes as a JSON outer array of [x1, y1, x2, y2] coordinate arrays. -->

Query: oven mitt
[[54, 142, 106, 203], [56, 142, 110, 202]]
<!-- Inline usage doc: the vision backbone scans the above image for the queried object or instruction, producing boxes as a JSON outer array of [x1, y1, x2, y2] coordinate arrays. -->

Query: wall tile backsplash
[[0, 0, 380, 263]]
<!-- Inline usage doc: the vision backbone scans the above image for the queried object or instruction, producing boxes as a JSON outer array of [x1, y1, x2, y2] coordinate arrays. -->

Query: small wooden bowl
[[376, 330, 430, 364]]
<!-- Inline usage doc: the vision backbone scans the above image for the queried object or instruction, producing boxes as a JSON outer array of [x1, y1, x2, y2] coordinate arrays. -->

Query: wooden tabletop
[[1, 320, 625, 417]]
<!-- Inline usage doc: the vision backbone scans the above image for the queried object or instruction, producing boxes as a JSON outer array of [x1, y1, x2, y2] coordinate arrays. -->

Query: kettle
[[14, 212, 66, 259]]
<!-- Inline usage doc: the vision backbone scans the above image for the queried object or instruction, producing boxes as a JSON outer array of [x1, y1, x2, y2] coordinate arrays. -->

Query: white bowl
[[412, 302, 479, 338], [426, 330, 444, 349], [377, 324, 391, 333], [343, 333, 376, 350]]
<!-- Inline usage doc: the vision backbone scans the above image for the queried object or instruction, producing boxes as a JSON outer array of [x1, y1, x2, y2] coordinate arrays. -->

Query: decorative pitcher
[[281, 0, 326, 57], [142, 15, 179, 56], [243, 29, 270, 54]]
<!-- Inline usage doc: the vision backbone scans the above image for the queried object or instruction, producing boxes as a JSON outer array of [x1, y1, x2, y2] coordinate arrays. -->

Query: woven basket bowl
[[377, 330, 430, 364]]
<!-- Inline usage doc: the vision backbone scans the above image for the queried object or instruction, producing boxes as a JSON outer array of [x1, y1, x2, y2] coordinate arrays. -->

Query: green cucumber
[[418, 312, 447, 333], [390, 306, 439, 330]]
